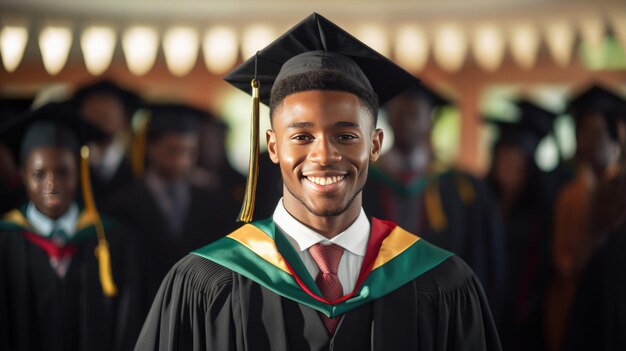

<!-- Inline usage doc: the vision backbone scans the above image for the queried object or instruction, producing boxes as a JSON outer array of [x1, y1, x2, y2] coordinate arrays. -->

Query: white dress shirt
[[26, 201, 79, 277], [272, 199, 370, 294], [26, 201, 79, 239]]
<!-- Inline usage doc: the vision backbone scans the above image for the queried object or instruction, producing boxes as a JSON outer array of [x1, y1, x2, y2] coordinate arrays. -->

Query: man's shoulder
[[410, 253, 478, 293], [168, 254, 235, 292]]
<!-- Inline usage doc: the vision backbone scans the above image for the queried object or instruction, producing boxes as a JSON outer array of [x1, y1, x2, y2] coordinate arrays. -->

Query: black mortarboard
[[224, 12, 420, 222], [224, 12, 419, 107], [0, 97, 33, 119], [484, 117, 538, 156], [516, 99, 557, 141], [72, 79, 141, 118], [568, 84, 626, 141], [145, 103, 203, 142], [0, 102, 106, 165], [0, 101, 117, 297]]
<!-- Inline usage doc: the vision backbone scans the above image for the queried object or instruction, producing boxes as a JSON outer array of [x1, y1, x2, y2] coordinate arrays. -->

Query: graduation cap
[[486, 118, 538, 157], [224, 12, 420, 222], [72, 79, 141, 118], [0, 102, 107, 165], [486, 100, 557, 156], [0, 102, 118, 297], [516, 99, 557, 141], [0, 97, 34, 120], [130, 102, 205, 178], [568, 84, 626, 141]]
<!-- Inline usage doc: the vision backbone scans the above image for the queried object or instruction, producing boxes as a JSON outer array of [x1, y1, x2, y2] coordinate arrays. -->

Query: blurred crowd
[[1, 78, 625, 350]]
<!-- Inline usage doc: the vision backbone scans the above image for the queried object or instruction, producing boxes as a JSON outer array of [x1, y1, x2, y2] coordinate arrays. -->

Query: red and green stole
[[193, 217, 453, 318], [0, 206, 110, 256]]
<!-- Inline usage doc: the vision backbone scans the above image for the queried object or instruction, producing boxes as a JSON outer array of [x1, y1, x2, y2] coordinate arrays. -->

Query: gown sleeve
[[134, 255, 237, 351], [415, 255, 503, 351]]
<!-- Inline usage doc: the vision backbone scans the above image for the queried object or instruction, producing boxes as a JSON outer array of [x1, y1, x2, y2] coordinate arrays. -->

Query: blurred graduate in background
[[363, 85, 507, 322], [546, 84, 625, 351], [72, 80, 141, 209], [107, 103, 236, 306], [486, 100, 557, 351], [0, 102, 144, 351], [562, 86, 626, 351]]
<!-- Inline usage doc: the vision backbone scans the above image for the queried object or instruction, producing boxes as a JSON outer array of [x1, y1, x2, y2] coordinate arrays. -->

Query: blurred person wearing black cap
[[486, 100, 557, 351], [107, 103, 235, 308], [545, 84, 624, 351], [0, 102, 144, 351], [562, 87, 626, 351], [135, 13, 501, 351], [363, 86, 507, 324], [72, 79, 140, 208]]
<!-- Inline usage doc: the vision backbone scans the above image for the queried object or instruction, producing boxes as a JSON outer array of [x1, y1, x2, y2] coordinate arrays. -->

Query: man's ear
[[266, 129, 279, 164], [370, 128, 383, 162]]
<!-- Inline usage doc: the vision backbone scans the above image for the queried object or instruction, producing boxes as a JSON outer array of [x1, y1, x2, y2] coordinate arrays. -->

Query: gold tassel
[[456, 173, 476, 204], [131, 110, 151, 179], [81, 146, 118, 297], [424, 180, 447, 233], [237, 79, 261, 223]]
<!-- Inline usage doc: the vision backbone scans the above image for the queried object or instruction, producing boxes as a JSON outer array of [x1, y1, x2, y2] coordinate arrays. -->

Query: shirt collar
[[272, 199, 370, 257], [26, 201, 79, 238]]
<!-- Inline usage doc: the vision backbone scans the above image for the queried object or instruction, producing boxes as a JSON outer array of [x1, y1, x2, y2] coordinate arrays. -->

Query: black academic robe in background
[[364, 169, 507, 322], [0, 211, 144, 351], [135, 254, 501, 351], [108, 182, 237, 307], [564, 222, 626, 351], [89, 156, 134, 211], [253, 152, 284, 220]]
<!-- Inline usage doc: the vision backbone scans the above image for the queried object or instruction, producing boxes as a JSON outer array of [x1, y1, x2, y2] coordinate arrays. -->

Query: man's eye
[[292, 134, 312, 141], [337, 134, 357, 141], [32, 171, 44, 179]]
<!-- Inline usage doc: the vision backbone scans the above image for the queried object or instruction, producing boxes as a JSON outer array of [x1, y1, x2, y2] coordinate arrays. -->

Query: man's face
[[80, 94, 126, 137], [492, 145, 528, 196], [147, 133, 198, 182], [386, 94, 432, 153], [575, 112, 613, 170], [23, 147, 78, 220], [267, 90, 382, 218]]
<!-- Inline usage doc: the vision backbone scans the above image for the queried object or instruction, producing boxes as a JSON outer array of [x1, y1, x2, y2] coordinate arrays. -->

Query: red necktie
[[309, 243, 345, 335]]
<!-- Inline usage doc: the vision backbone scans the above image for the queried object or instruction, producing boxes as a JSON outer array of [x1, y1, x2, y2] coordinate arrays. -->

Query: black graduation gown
[[564, 222, 626, 351], [0, 211, 144, 351], [496, 198, 551, 351], [253, 152, 284, 220], [108, 182, 237, 306], [363, 169, 507, 322], [89, 156, 134, 211], [135, 253, 501, 351]]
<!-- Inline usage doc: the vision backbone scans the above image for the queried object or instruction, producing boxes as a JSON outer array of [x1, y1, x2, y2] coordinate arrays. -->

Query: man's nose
[[44, 173, 55, 192], [309, 138, 341, 165]]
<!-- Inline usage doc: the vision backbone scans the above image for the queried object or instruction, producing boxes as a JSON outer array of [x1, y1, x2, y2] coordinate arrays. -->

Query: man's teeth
[[306, 175, 344, 185]]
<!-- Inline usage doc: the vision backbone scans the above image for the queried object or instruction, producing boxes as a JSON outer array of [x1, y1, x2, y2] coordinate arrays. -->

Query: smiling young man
[[135, 13, 501, 351]]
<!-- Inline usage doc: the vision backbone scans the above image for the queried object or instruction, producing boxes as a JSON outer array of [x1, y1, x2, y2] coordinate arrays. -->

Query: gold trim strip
[[227, 224, 291, 274], [2, 209, 31, 228], [372, 226, 420, 270]]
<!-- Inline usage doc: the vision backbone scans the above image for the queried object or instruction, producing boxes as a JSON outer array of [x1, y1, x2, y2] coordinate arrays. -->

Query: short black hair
[[269, 69, 379, 125]]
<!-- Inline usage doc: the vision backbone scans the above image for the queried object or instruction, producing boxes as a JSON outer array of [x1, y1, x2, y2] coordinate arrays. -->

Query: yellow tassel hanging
[[424, 180, 448, 233], [131, 110, 151, 179], [81, 146, 118, 297], [237, 79, 261, 223]]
